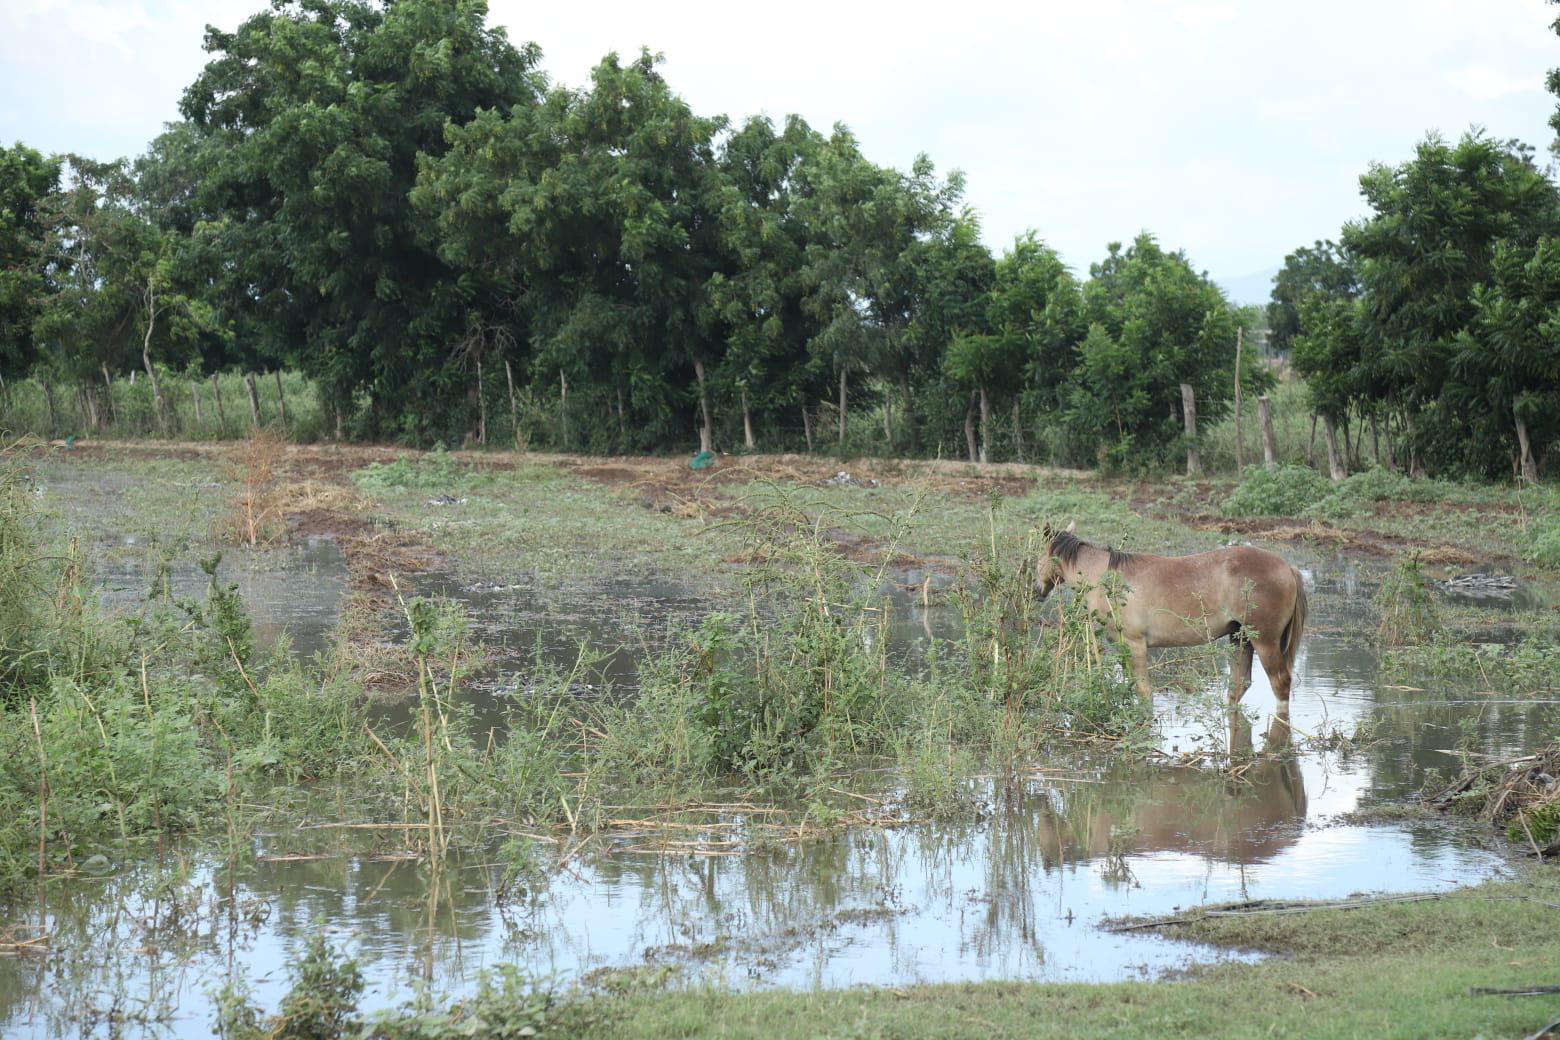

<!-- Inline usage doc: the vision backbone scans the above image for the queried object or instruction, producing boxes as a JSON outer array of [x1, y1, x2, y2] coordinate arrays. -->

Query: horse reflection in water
[[1033, 712, 1306, 868]]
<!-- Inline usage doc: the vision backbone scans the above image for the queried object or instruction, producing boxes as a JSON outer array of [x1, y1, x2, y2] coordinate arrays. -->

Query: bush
[[1221, 464, 1330, 517], [1376, 555, 1440, 646]]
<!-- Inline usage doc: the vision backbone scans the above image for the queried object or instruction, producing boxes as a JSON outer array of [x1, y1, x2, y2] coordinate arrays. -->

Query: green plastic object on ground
[[689, 449, 715, 470]]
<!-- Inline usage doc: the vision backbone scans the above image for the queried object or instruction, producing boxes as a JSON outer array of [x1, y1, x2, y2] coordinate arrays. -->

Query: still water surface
[[0, 545, 1546, 1037]]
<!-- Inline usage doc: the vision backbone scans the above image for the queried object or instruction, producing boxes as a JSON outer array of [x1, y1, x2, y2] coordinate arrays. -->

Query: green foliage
[[1065, 235, 1262, 469], [177, 0, 544, 442], [0, 143, 58, 376], [1221, 464, 1331, 517], [1375, 556, 1440, 647], [1529, 512, 1560, 569], [217, 934, 364, 1040], [350, 448, 472, 494]]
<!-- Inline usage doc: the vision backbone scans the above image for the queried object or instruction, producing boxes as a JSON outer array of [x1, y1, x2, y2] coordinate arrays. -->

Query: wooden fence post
[[245, 373, 261, 428], [211, 373, 225, 436], [1233, 327, 1244, 471], [1258, 395, 1276, 466], [1180, 383, 1201, 477], [273, 370, 288, 431]]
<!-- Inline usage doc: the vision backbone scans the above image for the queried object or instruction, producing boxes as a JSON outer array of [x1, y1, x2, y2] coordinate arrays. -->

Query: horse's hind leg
[[1229, 636, 1254, 706], [1254, 637, 1293, 711]]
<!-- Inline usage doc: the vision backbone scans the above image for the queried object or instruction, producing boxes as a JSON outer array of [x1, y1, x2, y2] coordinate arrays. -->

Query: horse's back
[[1126, 543, 1298, 646]]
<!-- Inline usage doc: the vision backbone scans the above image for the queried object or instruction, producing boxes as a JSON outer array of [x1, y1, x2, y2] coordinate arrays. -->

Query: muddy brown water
[[0, 545, 1552, 1036]]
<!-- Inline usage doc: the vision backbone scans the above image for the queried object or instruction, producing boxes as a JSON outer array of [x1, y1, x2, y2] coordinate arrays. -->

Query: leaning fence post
[[1180, 383, 1201, 477]]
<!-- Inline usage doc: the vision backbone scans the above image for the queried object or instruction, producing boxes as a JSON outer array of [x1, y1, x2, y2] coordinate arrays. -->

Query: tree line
[[1268, 130, 1560, 481], [2, 0, 1556, 478], [0, 0, 1261, 467]]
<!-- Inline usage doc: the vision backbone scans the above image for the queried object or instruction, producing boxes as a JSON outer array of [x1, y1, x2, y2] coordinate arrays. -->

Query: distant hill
[[1214, 266, 1280, 307]]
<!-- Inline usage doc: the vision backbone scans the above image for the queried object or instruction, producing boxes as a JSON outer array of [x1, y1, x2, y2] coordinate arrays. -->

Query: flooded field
[[0, 523, 1547, 1037]]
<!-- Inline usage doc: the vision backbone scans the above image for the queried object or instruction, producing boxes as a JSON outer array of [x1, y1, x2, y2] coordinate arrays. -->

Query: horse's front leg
[[1125, 636, 1152, 699]]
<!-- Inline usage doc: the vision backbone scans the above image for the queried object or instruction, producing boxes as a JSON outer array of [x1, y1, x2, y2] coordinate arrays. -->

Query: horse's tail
[[1280, 568, 1307, 674]]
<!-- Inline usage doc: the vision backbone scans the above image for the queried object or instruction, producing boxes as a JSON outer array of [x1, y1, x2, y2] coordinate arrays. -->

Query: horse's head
[[1036, 521, 1076, 600]]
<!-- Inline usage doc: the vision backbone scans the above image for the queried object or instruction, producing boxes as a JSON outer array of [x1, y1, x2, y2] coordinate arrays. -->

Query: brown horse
[[1037, 523, 1307, 708]]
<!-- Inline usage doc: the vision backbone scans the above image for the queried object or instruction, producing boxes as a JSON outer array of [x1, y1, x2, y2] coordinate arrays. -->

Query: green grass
[[352, 454, 744, 584], [556, 876, 1560, 1040]]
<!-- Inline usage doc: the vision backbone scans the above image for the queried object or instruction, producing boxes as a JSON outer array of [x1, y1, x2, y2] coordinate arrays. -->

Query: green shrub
[[1526, 513, 1560, 570], [1221, 464, 1330, 517], [351, 447, 476, 494], [1376, 556, 1440, 646]]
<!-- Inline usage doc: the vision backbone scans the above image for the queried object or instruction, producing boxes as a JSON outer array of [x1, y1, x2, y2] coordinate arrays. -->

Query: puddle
[[97, 536, 349, 660], [0, 549, 1552, 1036]]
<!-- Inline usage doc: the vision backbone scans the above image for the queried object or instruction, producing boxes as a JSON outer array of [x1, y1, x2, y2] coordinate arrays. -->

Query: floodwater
[[0, 541, 1552, 1036], [97, 535, 349, 659]]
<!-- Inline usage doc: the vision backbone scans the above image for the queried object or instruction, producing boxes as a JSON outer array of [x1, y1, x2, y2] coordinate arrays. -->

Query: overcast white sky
[[3, 0, 1558, 294]]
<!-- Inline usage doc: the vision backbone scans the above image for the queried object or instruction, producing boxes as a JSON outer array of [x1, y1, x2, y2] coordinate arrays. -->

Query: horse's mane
[[1048, 530, 1136, 571]]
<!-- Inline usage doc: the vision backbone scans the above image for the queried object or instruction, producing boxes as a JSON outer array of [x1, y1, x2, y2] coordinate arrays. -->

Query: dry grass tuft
[[221, 426, 288, 546]]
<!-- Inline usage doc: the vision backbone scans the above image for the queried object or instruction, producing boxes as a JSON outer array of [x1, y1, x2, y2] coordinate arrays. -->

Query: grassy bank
[[214, 874, 1560, 1039]]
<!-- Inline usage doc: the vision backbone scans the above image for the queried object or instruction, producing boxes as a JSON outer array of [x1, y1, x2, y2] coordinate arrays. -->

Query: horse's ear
[[1065, 521, 1076, 534], [1040, 522, 1054, 539]]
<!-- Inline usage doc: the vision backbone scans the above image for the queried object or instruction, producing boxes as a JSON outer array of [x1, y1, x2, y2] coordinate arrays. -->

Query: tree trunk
[[82, 384, 100, 430], [42, 380, 56, 435], [1515, 411, 1538, 483], [1370, 413, 1381, 467], [1322, 415, 1346, 481], [616, 386, 627, 448], [1258, 394, 1276, 466], [802, 404, 813, 452], [273, 369, 288, 431], [900, 374, 918, 452], [977, 387, 990, 464], [558, 369, 569, 449], [1012, 397, 1025, 463], [102, 365, 119, 427], [741, 388, 755, 450], [191, 381, 202, 425], [1404, 410, 1426, 478], [837, 368, 848, 443], [882, 396, 893, 450], [142, 282, 165, 432], [692, 356, 713, 454], [963, 392, 979, 463], [505, 360, 520, 450], [333, 408, 343, 441], [1306, 414, 1318, 467], [210, 374, 225, 436], [475, 356, 486, 447], [1180, 383, 1201, 477], [1233, 326, 1245, 472], [245, 373, 261, 428]]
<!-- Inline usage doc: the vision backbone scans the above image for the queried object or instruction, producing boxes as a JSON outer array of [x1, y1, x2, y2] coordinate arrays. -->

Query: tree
[[1343, 131, 1560, 475], [178, 0, 543, 441], [1267, 240, 1356, 357], [421, 50, 726, 453], [707, 115, 827, 449], [986, 232, 1084, 457], [1457, 237, 1560, 479], [0, 143, 59, 378], [1065, 234, 1254, 468], [31, 157, 205, 431]]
